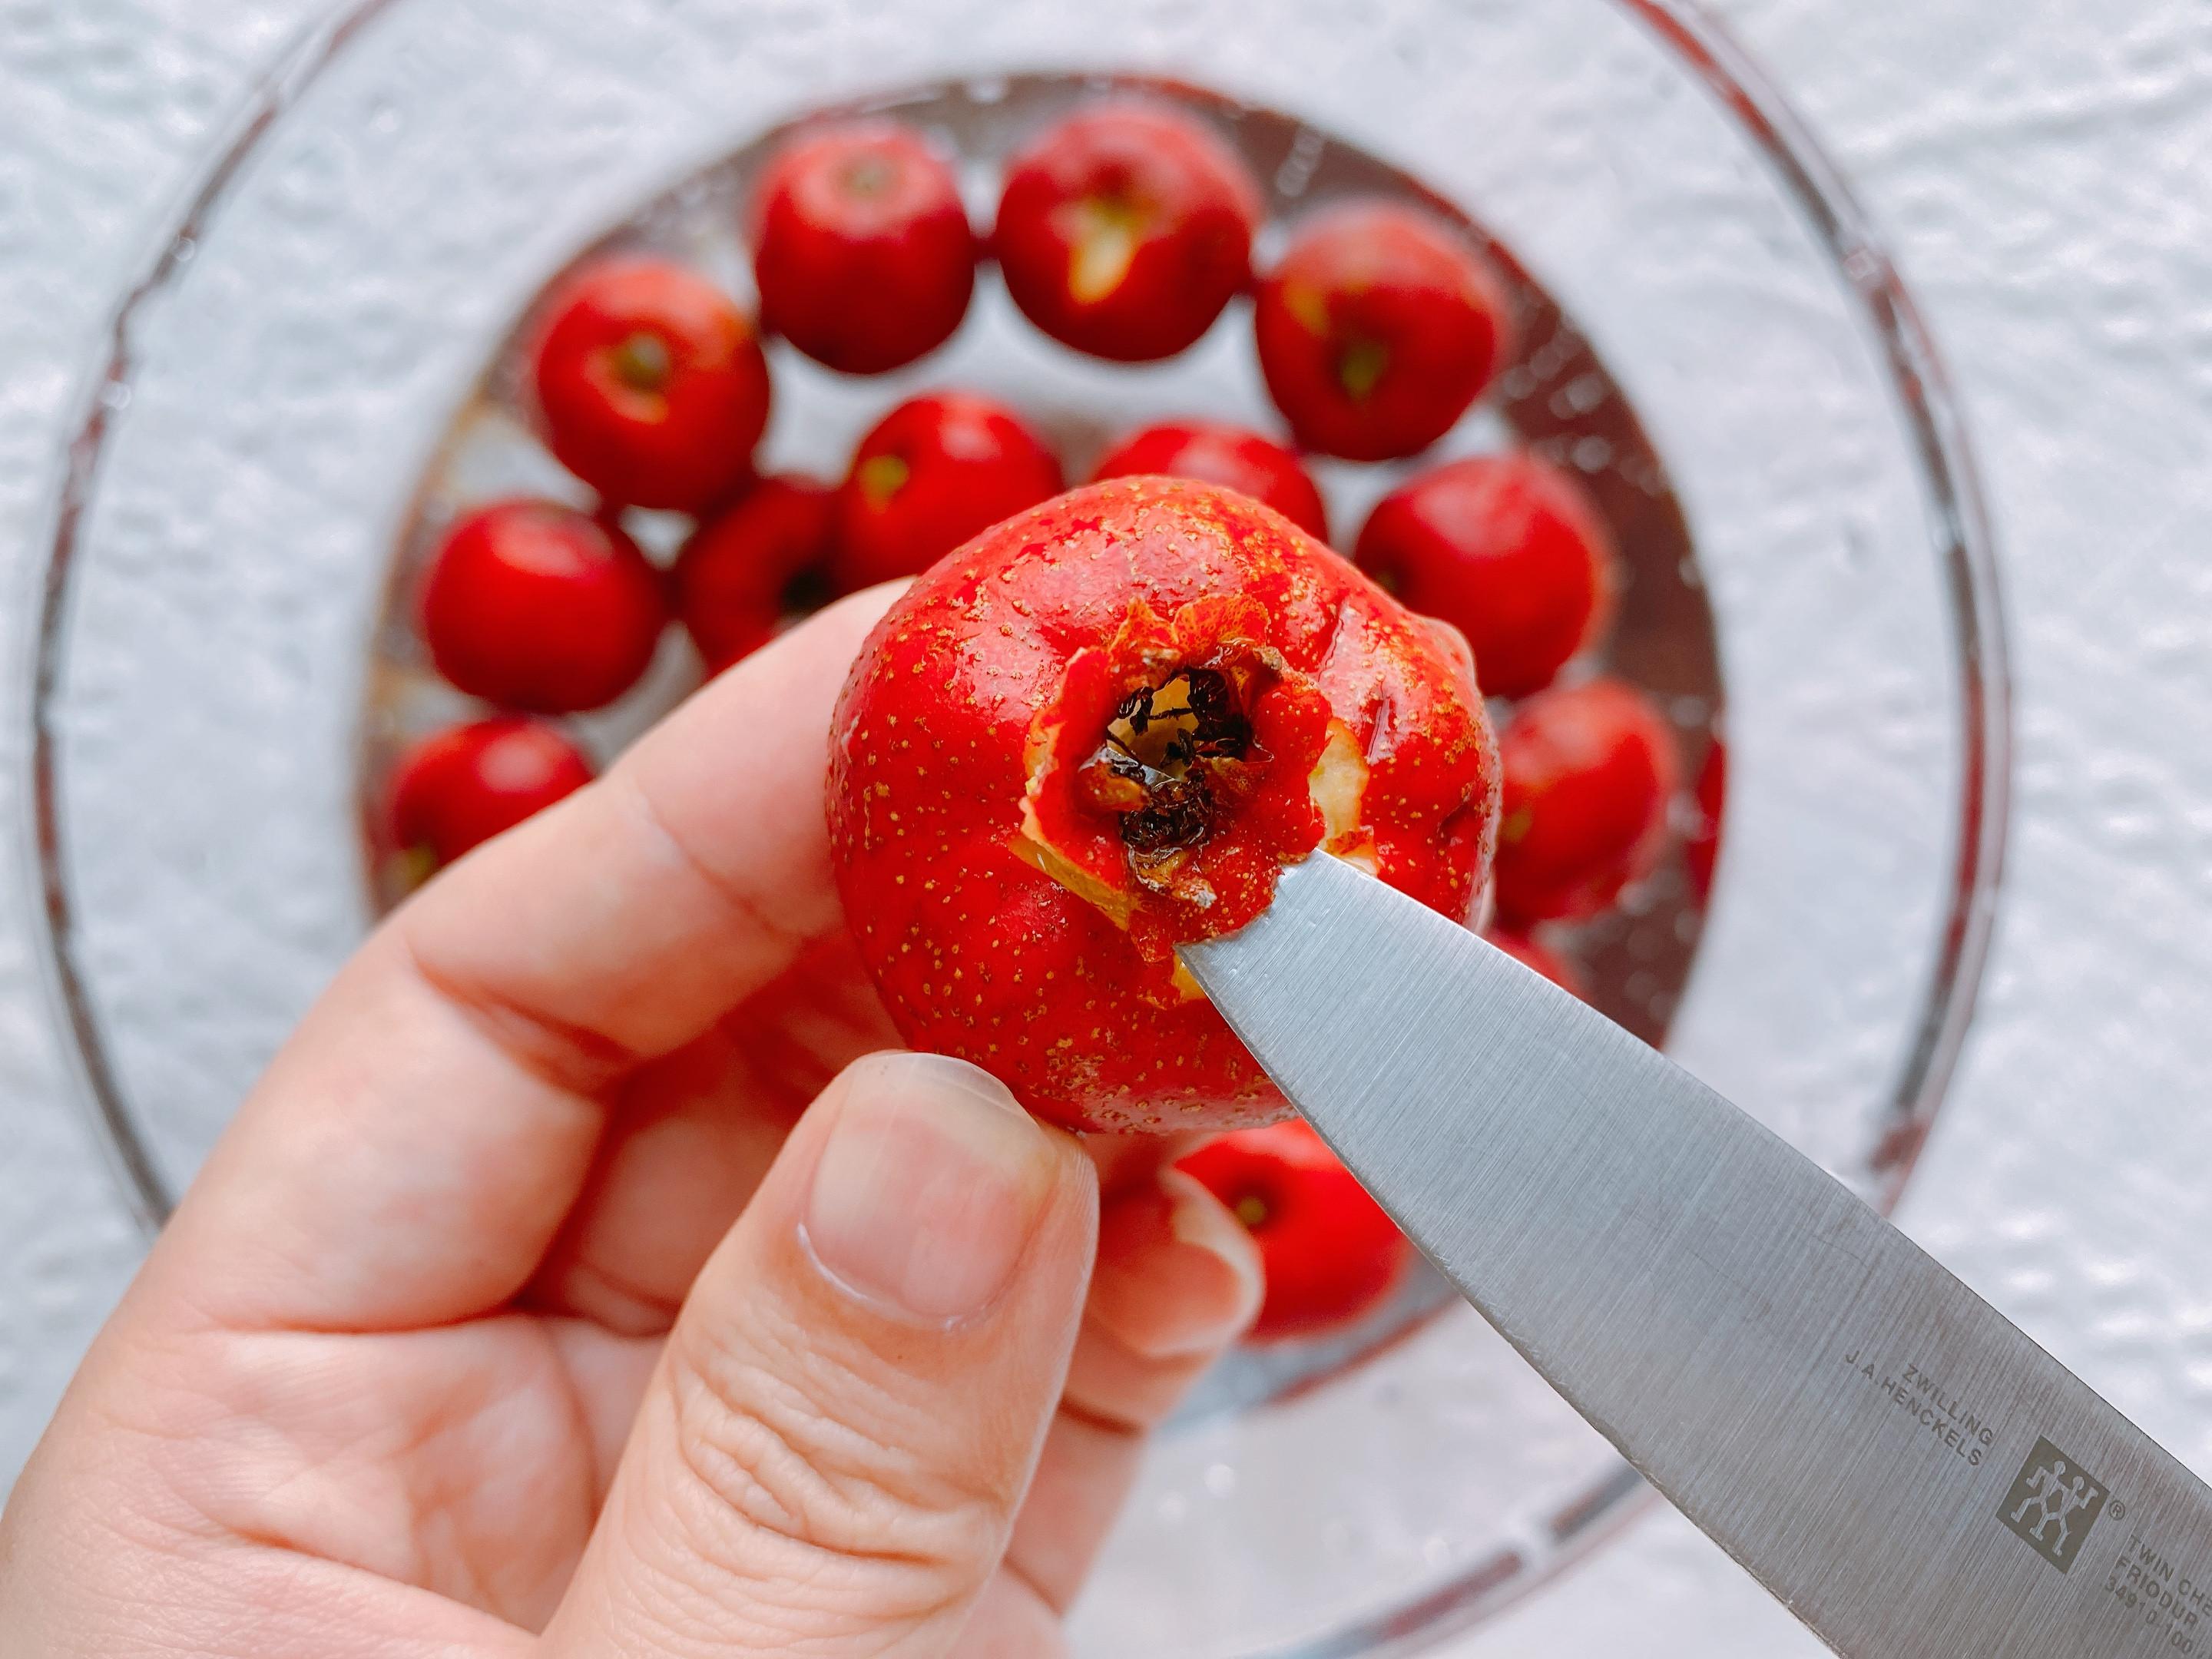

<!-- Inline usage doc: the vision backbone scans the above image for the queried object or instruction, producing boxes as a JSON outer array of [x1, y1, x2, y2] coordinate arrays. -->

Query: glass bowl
[[28, 1, 2008, 1654]]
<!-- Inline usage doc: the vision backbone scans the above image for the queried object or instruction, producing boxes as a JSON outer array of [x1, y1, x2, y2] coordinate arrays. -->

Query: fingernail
[[804, 1052, 1055, 1324], [1093, 1168, 1266, 1359]]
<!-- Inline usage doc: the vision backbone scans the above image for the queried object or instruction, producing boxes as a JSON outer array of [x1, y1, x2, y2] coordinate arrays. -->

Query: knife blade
[[1179, 853, 2212, 1658]]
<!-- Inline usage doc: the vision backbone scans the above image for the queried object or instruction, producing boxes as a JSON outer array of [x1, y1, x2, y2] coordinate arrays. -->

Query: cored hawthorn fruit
[[829, 477, 1499, 1132], [1178, 1120, 1410, 1342], [1255, 201, 1515, 462], [386, 717, 595, 882], [994, 102, 1263, 362], [1493, 677, 1681, 925], [831, 391, 1064, 591], [527, 256, 770, 512], [419, 500, 669, 714], [1356, 452, 1617, 699], [1091, 418, 1330, 543], [1488, 928, 1588, 1001], [750, 120, 978, 373], [672, 475, 836, 674]]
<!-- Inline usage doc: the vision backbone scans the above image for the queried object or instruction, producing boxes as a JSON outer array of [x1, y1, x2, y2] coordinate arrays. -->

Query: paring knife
[[1179, 853, 2212, 1659]]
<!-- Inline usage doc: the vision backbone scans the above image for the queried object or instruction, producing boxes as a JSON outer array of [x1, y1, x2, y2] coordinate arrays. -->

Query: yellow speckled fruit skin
[[829, 476, 1499, 1134]]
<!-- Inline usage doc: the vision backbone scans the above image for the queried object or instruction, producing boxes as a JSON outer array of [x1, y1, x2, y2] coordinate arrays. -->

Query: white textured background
[[3, 2, 2209, 1652]]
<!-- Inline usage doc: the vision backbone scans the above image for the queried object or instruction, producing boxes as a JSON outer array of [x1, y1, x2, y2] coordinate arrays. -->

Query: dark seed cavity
[[1084, 670, 1254, 867]]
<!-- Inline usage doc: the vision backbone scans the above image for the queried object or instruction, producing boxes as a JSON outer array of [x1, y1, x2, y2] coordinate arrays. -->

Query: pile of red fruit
[[376, 95, 1715, 1347]]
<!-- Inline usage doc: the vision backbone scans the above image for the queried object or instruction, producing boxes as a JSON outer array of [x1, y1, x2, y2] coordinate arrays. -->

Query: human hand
[[0, 588, 1263, 1657]]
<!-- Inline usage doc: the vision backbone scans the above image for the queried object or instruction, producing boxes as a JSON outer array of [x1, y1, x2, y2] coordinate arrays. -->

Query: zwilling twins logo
[[1998, 1438, 2108, 1573]]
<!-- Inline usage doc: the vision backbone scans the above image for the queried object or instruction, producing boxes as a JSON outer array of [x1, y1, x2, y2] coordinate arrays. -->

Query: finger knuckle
[[654, 1310, 1005, 1630]]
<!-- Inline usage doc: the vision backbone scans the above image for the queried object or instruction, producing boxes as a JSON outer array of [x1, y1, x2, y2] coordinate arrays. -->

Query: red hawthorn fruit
[[1090, 418, 1330, 543], [386, 717, 595, 881], [672, 475, 837, 674], [831, 391, 1065, 591], [994, 102, 1263, 362], [829, 477, 1498, 1133], [1493, 677, 1681, 925], [1488, 928, 1588, 1001], [1685, 736, 1727, 905], [750, 120, 978, 374], [419, 500, 669, 714], [1355, 452, 1617, 699], [1255, 200, 1515, 462], [527, 256, 770, 512], [1178, 1120, 1410, 1342]]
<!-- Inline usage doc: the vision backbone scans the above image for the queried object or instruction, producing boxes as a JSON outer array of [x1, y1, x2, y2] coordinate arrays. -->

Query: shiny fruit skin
[[830, 391, 1064, 591], [528, 256, 770, 512], [1255, 200, 1515, 462], [386, 717, 594, 876], [828, 477, 1498, 1133], [1492, 677, 1681, 924], [419, 500, 670, 714], [1356, 452, 1616, 698], [750, 120, 978, 373], [1178, 1121, 1410, 1342], [994, 102, 1262, 362], [1091, 418, 1330, 542], [673, 475, 836, 674]]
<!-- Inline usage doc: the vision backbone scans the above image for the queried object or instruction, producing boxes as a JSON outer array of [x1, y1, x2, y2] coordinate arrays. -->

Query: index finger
[[147, 586, 902, 1335]]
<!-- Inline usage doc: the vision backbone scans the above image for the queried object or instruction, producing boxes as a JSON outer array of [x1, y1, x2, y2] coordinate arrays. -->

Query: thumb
[[541, 1051, 1098, 1658]]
